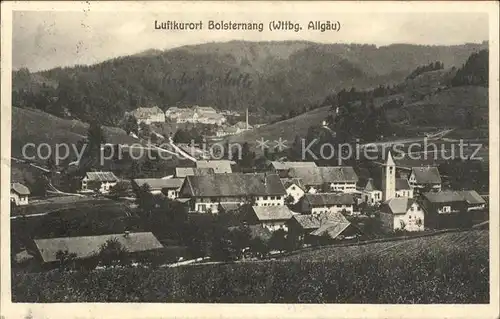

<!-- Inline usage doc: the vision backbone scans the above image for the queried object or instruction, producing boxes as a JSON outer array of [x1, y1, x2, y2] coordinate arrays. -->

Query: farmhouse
[[81, 171, 119, 194], [270, 161, 317, 178], [360, 178, 382, 205], [196, 160, 233, 174], [175, 167, 215, 178], [379, 198, 425, 232], [409, 166, 442, 194], [178, 173, 286, 213], [421, 190, 486, 229], [299, 193, 355, 215], [247, 205, 295, 231], [281, 178, 306, 204], [33, 232, 163, 266], [395, 178, 413, 198], [129, 106, 165, 125], [10, 182, 30, 206], [288, 166, 358, 193], [132, 178, 184, 198], [288, 211, 360, 244], [165, 105, 227, 125]]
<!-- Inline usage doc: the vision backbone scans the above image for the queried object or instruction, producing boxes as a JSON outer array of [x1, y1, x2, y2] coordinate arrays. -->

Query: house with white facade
[[281, 178, 306, 204], [288, 166, 358, 193], [379, 198, 425, 232], [178, 173, 286, 213], [247, 205, 294, 232], [128, 106, 165, 125], [409, 166, 442, 194], [81, 171, 119, 194], [298, 193, 356, 216], [132, 178, 184, 199], [10, 183, 30, 206], [165, 105, 226, 125], [360, 178, 383, 205]]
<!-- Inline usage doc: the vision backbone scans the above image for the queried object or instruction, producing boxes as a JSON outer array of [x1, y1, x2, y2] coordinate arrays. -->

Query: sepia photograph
[[1, 1, 499, 318]]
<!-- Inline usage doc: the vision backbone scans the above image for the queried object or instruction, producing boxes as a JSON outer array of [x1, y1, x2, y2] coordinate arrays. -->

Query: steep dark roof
[[251, 206, 294, 221], [395, 178, 411, 191], [281, 178, 306, 190], [303, 193, 355, 206], [11, 182, 30, 195], [459, 190, 486, 205], [310, 222, 352, 239], [411, 167, 441, 184], [288, 166, 358, 186], [175, 167, 214, 178], [363, 178, 379, 192], [34, 232, 163, 263], [180, 173, 286, 197]]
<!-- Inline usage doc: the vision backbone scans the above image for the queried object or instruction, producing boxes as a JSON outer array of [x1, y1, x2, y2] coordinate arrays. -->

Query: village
[[10, 104, 488, 271]]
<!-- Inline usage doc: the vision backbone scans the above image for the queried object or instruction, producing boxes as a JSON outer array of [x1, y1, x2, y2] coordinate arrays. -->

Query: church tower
[[382, 150, 396, 201]]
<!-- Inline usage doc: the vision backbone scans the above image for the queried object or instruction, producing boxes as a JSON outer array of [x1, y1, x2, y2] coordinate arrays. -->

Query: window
[[291, 186, 296, 190], [263, 196, 268, 200]]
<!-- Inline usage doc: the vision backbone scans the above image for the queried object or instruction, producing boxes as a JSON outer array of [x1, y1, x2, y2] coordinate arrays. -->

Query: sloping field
[[12, 230, 489, 303], [283, 229, 488, 262]]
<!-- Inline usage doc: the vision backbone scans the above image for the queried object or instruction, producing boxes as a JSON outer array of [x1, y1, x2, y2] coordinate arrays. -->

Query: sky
[[12, 10, 489, 72]]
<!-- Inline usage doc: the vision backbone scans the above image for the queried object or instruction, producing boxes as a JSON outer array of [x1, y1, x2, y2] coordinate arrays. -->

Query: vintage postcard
[[1, 1, 499, 318]]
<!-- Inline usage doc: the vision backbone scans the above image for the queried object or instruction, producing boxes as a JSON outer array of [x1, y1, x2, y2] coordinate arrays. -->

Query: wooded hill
[[12, 41, 487, 125]]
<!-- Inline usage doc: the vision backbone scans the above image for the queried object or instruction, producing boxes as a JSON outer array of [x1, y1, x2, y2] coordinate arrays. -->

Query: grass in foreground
[[12, 230, 489, 303]]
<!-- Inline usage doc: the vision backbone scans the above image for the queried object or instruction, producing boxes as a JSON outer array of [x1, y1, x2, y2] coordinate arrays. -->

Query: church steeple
[[382, 150, 396, 201]]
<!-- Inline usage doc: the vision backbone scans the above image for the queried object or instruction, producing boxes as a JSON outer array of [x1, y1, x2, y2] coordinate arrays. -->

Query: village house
[[175, 167, 215, 178], [196, 160, 233, 174], [178, 173, 286, 213], [421, 190, 486, 229], [395, 178, 414, 198], [288, 166, 358, 193], [379, 198, 425, 232], [10, 182, 30, 206], [165, 105, 227, 125], [409, 166, 442, 194], [246, 205, 295, 232], [298, 193, 356, 215], [81, 171, 119, 194], [360, 178, 383, 205], [32, 232, 163, 267], [128, 106, 165, 125], [132, 178, 184, 199], [288, 211, 360, 244], [281, 178, 306, 204], [270, 161, 317, 178]]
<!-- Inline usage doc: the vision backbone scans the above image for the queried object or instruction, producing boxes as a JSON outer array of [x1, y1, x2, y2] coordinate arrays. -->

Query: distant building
[[298, 193, 356, 215], [165, 105, 226, 125], [175, 167, 215, 178], [178, 173, 286, 213], [270, 161, 317, 178], [421, 190, 486, 229], [128, 106, 165, 125], [288, 166, 358, 193], [379, 198, 425, 232], [81, 171, 119, 194], [196, 160, 233, 174], [10, 183, 30, 206], [33, 232, 163, 265], [132, 178, 184, 199], [409, 166, 442, 194], [281, 178, 306, 204], [247, 205, 295, 232]]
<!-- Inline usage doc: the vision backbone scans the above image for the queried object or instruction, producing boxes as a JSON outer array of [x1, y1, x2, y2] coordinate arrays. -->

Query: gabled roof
[[292, 211, 349, 230], [310, 222, 352, 239], [303, 193, 355, 207], [180, 173, 286, 197], [288, 166, 358, 186], [363, 178, 379, 192], [411, 167, 441, 184], [84, 171, 119, 182], [423, 190, 485, 204], [34, 232, 163, 263], [251, 205, 294, 221], [395, 178, 411, 191], [271, 161, 317, 171], [281, 178, 306, 191], [383, 197, 417, 215], [196, 160, 233, 174], [133, 178, 184, 191], [175, 167, 214, 178], [11, 182, 30, 195]]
